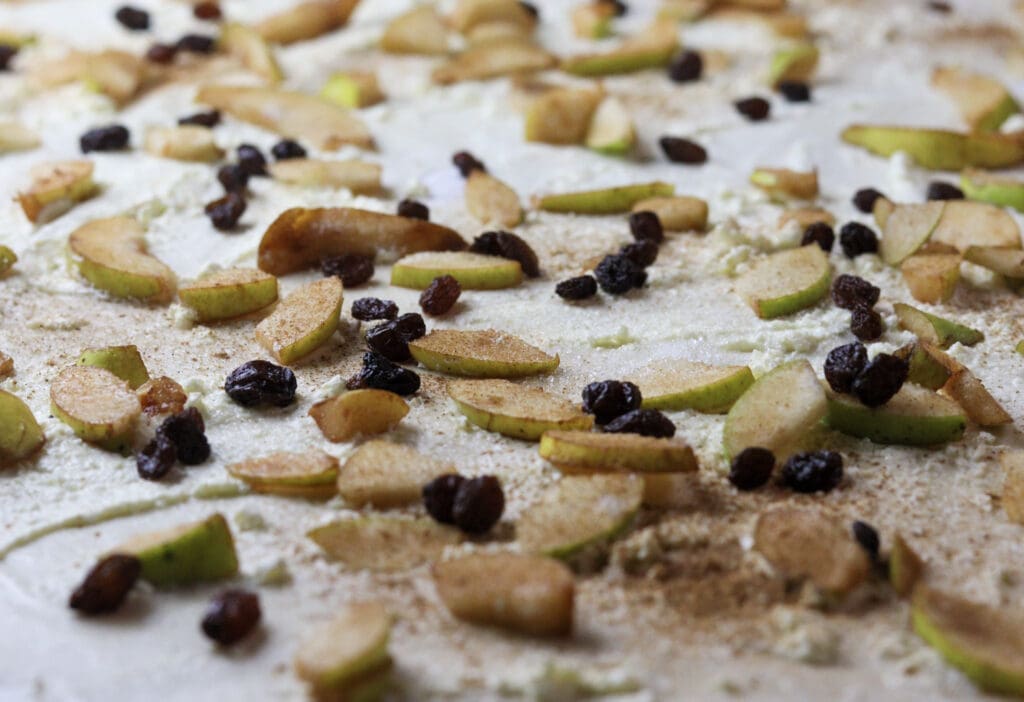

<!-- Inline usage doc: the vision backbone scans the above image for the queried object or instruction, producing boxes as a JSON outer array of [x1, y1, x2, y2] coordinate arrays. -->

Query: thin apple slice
[[0, 246, 15, 276], [658, 0, 712, 21], [518, 474, 643, 559], [632, 196, 708, 232], [434, 554, 574, 636], [879, 202, 945, 265], [178, 268, 278, 322], [626, 358, 754, 413], [767, 42, 818, 86], [749, 168, 818, 200], [736, 245, 831, 319], [144, 125, 224, 163], [295, 602, 392, 700], [536, 181, 674, 214], [539, 431, 697, 474], [450, 0, 538, 33], [449, 379, 593, 440], [337, 440, 452, 508], [873, 196, 895, 229], [268, 159, 382, 194], [409, 329, 558, 377], [69, 217, 176, 303], [34, 50, 150, 106], [841, 125, 1024, 170], [894, 343, 953, 390], [824, 384, 966, 445], [931, 66, 1019, 132], [572, 2, 616, 38], [77, 345, 149, 389], [227, 450, 339, 498], [432, 38, 556, 84], [585, 96, 635, 155], [961, 170, 1024, 213], [1001, 451, 1024, 525], [391, 251, 522, 290], [465, 171, 523, 227], [195, 85, 373, 150], [381, 6, 450, 54], [465, 20, 533, 44], [890, 533, 926, 597], [258, 208, 465, 275], [51, 366, 141, 451], [136, 376, 188, 417], [255, 277, 343, 364], [524, 87, 603, 145], [220, 22, 283, 84], [562, 23, 679, 76], [0, 390, 45, 467], [308, 517, 461, 571], [893, 302, 983, 348], [255, 0, 358, 44], [931, 201, 1022, 251], [0, 122, 40, 154], [113, 513, 238, 587], [320, 72, 385, 108], [18, 160, 98, 224], [722, 359, 826, 460], [309, 389, 409, 442], [901, 252, 961, 303], [944, 370, 1012, 427]]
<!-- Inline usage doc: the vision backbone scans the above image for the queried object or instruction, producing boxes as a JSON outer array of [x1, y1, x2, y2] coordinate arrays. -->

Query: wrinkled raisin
[[69, 555, 141, 615], [629, 211, 664, 244], [831, 274, 880, 310], [555, 275, 597, 300], [194, 2, 223, 20], [394, 312, 426, 340], [824, 342, 868, 394], [927, 0, 952, 12], [217, 164, 249, 193], [271, 139, 306, 161], [839, 222, 879, 258], [366, 320, 413, 361], [595, 254, 646, 294], [734, 96, 770, 121], [158, 407, 210, 465], [602, 409, 675, 438], [176, 33, 217, 54], [777, 80, 811, 102], [728, 447, 775, 491], [80, 125, 130, 153], [782, 450, 843, 493], [852, 188, 886, 214], [202, 590, 261, 645], [205, 192, 246, 231], [420, 275, 461, 316], [582, 380, 642, 425], [0, 45, 18, 72], [397, 199, 430, 221], [347, 352, 420, 396], [469, 231, 540, 278], [146, 42, 177, 64], [602, 0, 628, 16], [852, 353, 908, 407], [225, 360, 297, 407], [352, 297, 398, 321], [115, 6, 150, 31], [179, 110, 221, 128], [620, 240, 658, 268], [851, 307, 884, 341], [452, 151, 486, 177], [137, 434, 177, 481], [519, 1, 539, 18], [801, 222, 834, 252], [852, 520, 880, 560], [926, 181, 963, 201], [423, 474, 465, 524], [452, 475, 505, 534], [659, 136, 707, 164], [668, 50, 702, 83], [237, 143, 267, 176], [321, 254, 374, 287]]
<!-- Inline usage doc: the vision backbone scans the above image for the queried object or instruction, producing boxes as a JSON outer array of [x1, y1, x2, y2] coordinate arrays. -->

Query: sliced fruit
[[632, 196, 708, 232], [178, 268, 278, 322], [901, 252, 961, 304], [255, 277, 343, 364], [0, 246, 16, 275], [227, 450, 339, 498], [879, 202, 946, 266], [76, 345, 149, 390], [735, 244, 831, 319], [337, 440, 452, 508], [144, 125, 224, 163], [391, 251, 522, 290], [518, 474, 643, 559], [536, 181, 674, 214], [308, 517, 461, 571], [465, 171, 523, 227], [220, 22, 283, 84], [0, 122, 41, 154], [626, 359, 754, 413], [50, 365, 141, 451], [114, 513, 238, 587], [258, 208, 465, 275], [778, 208, 835, 230], [931, 66, 1019, 132], [893, 302, 983, 348], [585, 96, 635, 155], [840, 126, 1024, 170], [434, 554, 574, 636], [893, 343, 952, 391], [873, 196, 895, 229], [944, 369, 1012, 427], [824, 384, 966, 445], [136, 376, 187, 417], [268, 158, 382, 194], [409, 329, 558, 377], [1001, 451, 1024, 525], [749, 168, 818, 200], [755, 506, 870, 594], [931, 200, 1022, 251], [961, 170, 1024, 213], [524, 87, 602, 145], [572, 2, 616, 38], [658, 0, 712, 21], [449, 379, 592, 440], [464, 20, 533, 44], [0, 390, 45, 467], [562, 23, 679, 76], [890, 533, 925, 597], [722, 359, 827, 460], [309, 389, 409, 442], [76, 50, 149, 105], [320, 71, 385, 108], [18, 160, 98, 224], [380, 6, 450, 55], [450, 0, 538, 33], [432, 38, 556, 84], [767, 43, 818, 87], [68, 217, 176, 303], [195, 85, 373, 150], [538, 431, 697, 473], [255, 0, 357, 44]]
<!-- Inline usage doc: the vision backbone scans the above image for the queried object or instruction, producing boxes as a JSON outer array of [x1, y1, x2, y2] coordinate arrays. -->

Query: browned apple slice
[[255, 0, 358, 45], [450, 0, 538, 33], [309, 389, 409, 442], [381, 6, 450, 55], [220, 22, 283, 84], [268, 159, 382, 194], [900, 252, 961, 304], [34, 50, 151, 106], [432, 38, 556, 84], [465, 171, 523, 227], [144, 126, 225, 163], [255, 277, 343, 363], [18, 160, 98, 224], [69, 217, 176, 303], [945, 369, 1012, 427]]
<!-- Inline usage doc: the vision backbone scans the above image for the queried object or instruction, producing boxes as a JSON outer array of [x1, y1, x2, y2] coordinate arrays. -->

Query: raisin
[[555, 275, 598, 300], [469, 231, 540, 278], [602, 0, 628, 16], [620, 240, 658, 268], [351, 297, 398, 321], [271, 139, 306, 161], [852, 187, 886, 214], [602, 409, 675, 438], [423, 474, 465, 524], [851, 307, 884, 341], [194, 2, 223, 20], [115, 6, 150, 31], [176, 33, 217, 54], [824, 342, 867, 393], [136, 434, 177, 481], [852, 520, 880, 560], [397, 199, 430, 221], [237, 143, 267, 176], [452, 476, 505, 534], [831, 274, 880, 310], [201, 590, 261, 645], [781, 450, 843, 493], [927, 0, 952, 12], [420, 275, 461, 316], [0, 45, 19, 71], [519, 1, 540, 18], [321, 254, 374, 287], [205, 192, 247, 231], [582, 380, 642, 425], [178, 110, 221, 128], [69, 555, 141, 615], [393, 312, 426, 341], [80, 125, 130, 153], [347, 352, 421, 396], [777, 80, 811, 102], [158, 407, 210, 465], [659, 136, 707, 164], [146, 43, 177, 64], [734, 96, 771, 121], [217, 164, 249, 194], [594, 254, 645, 295], [629, 211, 664, 244], [926, 181, 964, 201], [852, 353, 908, 407], [366, 320, 413, 361], [839, 222, 879, 258], [225, 360, 297, 407], [668, 50, 702, 83], [801, 222, 834, 252], [452, 150, 486, 177], [728, 447, 775, 491]]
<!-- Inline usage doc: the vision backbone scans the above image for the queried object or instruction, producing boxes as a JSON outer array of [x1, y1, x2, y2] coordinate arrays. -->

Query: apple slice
[[539, 431, 697, 474], [178, 268, 278, 322], [409, 329, 559, 377], [524, 88, 602, 145], [632, 196, 708, 232], [227, 450, 339, 498], [767, 43, 818, 86], [944, 369, 1012, 427], [268, 159, 382, 194], [873, 196, 895, 229], [465, 171, 523, 228], [536, 181, 674, 214], [585, 96, 635, 155], [626, 359, 754, 413], [749, 168, 818, 200], [0, 122, 40, 154], [69, 217, 176, 303], [961, 170, 1024, 213], [309, 389, 409, 442], [0, 390, 45, 467], [450, 0, 537, 33], [294, 602, 392, 700], [195, 85, 373, 150], [380, 6, 450, 55], [220, 22, 283, 84], [0, 246, 16, 275], [320, 72, 385, 108], [824, 384, 966, 445], [1001, 451, 1024, 525], [878, 202, 945, 265], [890, 533, 925, 597], [114, 513, 238, 587], [144, 126, 224, 163], [255, 0, 357, 44], [449, 379, 593, 440], [572, 2, 616, 38], [434, 554, 574, 636], [77, 345, 149, 390], [258, 208, 465, 276], [931, 67, 1019, 133], [337, 440, 452, 508], [901, 252, 961, 303], [518, 474, 643, 559], [778, 208, 835, 230], [893, 302, 983, 348], [735, 244, 831, 319], [255, 277, 343, 363], [18, 160, 98, 224], [658, 0, 712, 21], [79, 51, 150, 105], [841, 125, 1024, 170], [894, 343, 952, 390], [50, 365, 141, 451], [308, 517, 461, 571], [391, 251, 522, 290], [722, 359, 826, 460], [562, 23, 679, 76], [432, 38, 555, 84], [931, 201, 1021, 252]]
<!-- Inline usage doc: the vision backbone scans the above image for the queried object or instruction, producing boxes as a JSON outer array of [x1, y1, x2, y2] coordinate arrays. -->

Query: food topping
[[69, 555, 141, 615], [351, 297, 398, 321], [420, 275, 461, 316], [347, 352, 421, 396], [781, 450, 844, 493], [601, 408, 675, 438], [582, 380, 642, 425], [555, 275, 598, 300], [225, 360, 297, 408], [201, 590, 262, 646], [728, 447, 775, 491]]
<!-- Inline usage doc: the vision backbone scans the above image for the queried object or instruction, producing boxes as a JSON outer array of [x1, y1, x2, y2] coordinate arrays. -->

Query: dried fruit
[[852, 353, 908, 407], [594, 254, 646, 294], [852, 187, 886, 214], [225, 360, 297, 408], [205, 192, 247, 231], [824, 342, 868, 394], [582, 380, 642, 425], [668, 49, 702, 82], [927, 181, 964, 201], [781, 450, 843, 493], [850, 307, 884, 341], [321, 254, 373, 287], [601, 408, 675, 438], [628, 210, 664, 244], [423, 474, 466, 525], [202, 590, 261, 646], [728, 447, 775, 491], [420, 275, 461, 316], [452, 475, 505, 534], [347, 352, 421, 396], [178, 110, 221, 128], [555, 275, 597, 300], [194, 2, 222, 20], [136, 434, 176, 481], [271, 139, 307, 160], [351, 297, 398, 321], [397, 199, 429, 221], [659, 135, 707, 164], [453, 150, 486, 177], [852, 520, 880, 560], [801, 222, 834, 251], [217, 164, 249, 193], [176, 33, 217, 54], [364, 313, 425, 360], [468, 231, 540, 278], [115, 6, 150, 31], [158, 407, 209, 465], [80, 125, 130, 153], [831, 274, 879, 310], [620, 240, 658, 268], [735, 96, 771, 121], [839, 222, 879, 258], [0, 45, 19, 72], [146, 43, 177, 63], [69, 555, 141, 615], [777, 80, 811, 102]]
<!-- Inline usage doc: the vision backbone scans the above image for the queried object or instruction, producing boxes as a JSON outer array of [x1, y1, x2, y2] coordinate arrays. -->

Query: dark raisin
[[926, 181, 964, 201], [80, 125, 130, 153], [69, 555, 141, 615], [452, 475, 505, 534], [236, 143, 267, 176], [217, 164, 250, 194], [423, 474, 465, 524], [393, 312, 426, 341], [178, 110, 221, 128], [397, 199, 430, 221], [201, 590, 261, 645], [668, 50, 702, 83], [852, 187, 886, 214], [146, 42, 177, 64], [852, 353, 908, 407], [824, 342, 867, 393], [734, 96, 771, 121], [420, 275, 461, 316], [801, 222, 834, 252], [468, 231, 540, 277], [366, 320, 413, 361], [347, 352, 420, 396], [271, 139, 306, 161], [351, 297, 398, 321], [115, 6, 150, 31], [781, 450, 843, 493], [926, 0, 952, 12], [851, 307, 884, 341], [225, 360, 297, 407], [0, 45, 19, 72], [839, 222, 878, 258], [582, 380, 642, 425], [136, 434, 177, 481], [620, 239, 658, 268], [777, 80, 811, 102], [158, 407, 210, 465], [555, 275, 598, 300], [194, 1, 223, 20], [602, 408, 675, 438], [205, 192, 247, 231], [629, 211, 664, 244], [852, 520, 880, 560], [321, 254, 374, 287], [594, 254, 645, 294], [728, 447, 775, 491], [519, 1, 540, 19], [452, 150, 486, 177], [176, 33, 217, 54], [831, 274, 880, 310], [659, 136, 707, 164], [602, 0, 628, 16]]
